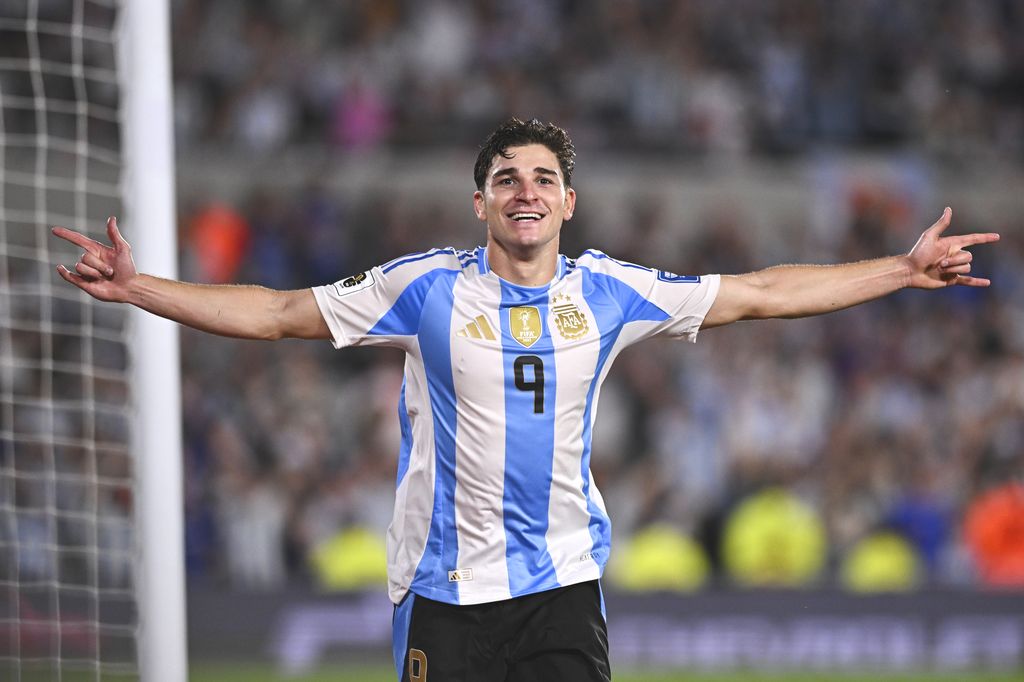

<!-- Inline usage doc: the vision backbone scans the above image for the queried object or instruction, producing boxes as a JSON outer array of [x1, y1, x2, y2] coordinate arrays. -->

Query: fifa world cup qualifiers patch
[[657, 270, 701, 283], [331, 270, 375, 296]]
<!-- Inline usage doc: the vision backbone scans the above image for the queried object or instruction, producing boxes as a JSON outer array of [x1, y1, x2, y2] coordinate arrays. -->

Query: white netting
[[1, 0, 138, 679]]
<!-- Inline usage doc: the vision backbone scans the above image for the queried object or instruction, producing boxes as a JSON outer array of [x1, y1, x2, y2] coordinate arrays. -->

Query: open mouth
[[508, 211, 544, 223]]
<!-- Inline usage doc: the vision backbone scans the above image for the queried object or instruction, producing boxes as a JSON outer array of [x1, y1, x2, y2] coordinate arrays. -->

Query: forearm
[[127, 274, 305, 340], [739, 255, 913, 319]]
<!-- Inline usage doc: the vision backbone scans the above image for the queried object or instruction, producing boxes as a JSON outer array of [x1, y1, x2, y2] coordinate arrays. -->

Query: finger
[[954, 275, 990, 287], [75, 261, 105, 280], [106, 216, 128, 248], [926, 207, 952, 236], [952, 232, 1000, 249], [940, 251, 972, 268], [52, 226, 105, 255], [940, 263, 972, 276], [57, 264, 91, 289], [81, 251, 114, 276]]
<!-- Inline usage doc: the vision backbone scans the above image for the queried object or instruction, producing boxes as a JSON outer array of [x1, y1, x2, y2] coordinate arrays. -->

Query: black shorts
[[392, 580, 610, 682]]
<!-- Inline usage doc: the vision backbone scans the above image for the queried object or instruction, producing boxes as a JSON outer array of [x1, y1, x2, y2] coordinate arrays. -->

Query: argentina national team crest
[[551, 294, 589, 340], [509, 306, 542, 348]]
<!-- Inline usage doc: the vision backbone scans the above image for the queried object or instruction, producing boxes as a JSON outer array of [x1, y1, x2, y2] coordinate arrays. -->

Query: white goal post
[[120, 1, 186, 681]]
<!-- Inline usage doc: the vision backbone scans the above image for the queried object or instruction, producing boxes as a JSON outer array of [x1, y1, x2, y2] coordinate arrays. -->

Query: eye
[[499, 177, 515, 186], [538, 177, 554, 185]]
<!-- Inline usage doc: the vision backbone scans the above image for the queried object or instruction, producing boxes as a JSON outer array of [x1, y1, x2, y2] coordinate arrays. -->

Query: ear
[[473, 190, 487, 222], [563, 187, 577, 221]]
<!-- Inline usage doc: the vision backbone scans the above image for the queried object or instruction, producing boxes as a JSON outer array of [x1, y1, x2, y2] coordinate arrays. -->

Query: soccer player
[[53, 118, 998, 681]]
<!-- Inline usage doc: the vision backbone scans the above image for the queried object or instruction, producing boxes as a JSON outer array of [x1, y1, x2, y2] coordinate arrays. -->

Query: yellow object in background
[[723, 488, 827, 587], [311, 527, 388, 590], [607, 523, 709, 592], [841, 531, 920, 592]]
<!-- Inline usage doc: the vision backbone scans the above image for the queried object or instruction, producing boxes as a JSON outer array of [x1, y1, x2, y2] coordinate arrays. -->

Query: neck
[[485, 238, 559, 286]]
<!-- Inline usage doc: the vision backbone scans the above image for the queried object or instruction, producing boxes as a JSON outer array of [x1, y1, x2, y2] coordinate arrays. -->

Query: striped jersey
[[312, 246, 720, 605]]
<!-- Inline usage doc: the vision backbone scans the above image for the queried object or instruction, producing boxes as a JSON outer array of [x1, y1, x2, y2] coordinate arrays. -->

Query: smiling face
[[473, 143, 576, 262]]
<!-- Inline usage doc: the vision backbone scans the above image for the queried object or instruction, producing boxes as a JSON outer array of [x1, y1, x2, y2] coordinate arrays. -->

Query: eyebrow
[[491, 166, 560, 180]]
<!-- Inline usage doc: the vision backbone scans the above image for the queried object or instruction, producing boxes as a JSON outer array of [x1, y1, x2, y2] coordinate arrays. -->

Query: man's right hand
[[53, 216, 137, 303], [51, 215, 330, 340]]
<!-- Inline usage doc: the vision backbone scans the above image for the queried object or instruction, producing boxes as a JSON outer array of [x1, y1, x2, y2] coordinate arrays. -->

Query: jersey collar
[[477, 246, 568, 284]]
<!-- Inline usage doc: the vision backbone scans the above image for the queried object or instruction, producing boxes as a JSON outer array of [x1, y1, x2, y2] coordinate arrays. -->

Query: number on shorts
[[408, 648, 427, 681]]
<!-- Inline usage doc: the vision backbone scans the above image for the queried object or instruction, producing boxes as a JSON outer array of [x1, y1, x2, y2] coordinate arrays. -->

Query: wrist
[[895, 254, 915, 289], [122, 272, 148, 305]]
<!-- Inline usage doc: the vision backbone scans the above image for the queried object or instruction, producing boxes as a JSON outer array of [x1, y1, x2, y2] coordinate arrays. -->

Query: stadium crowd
[[171, 0, 1024, 161], [168, 0, 1023, 591]]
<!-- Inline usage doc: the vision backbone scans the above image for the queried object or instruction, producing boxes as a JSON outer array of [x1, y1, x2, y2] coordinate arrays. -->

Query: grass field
[[6, 663, 1023, 681], [188, 663, 1024, 681]]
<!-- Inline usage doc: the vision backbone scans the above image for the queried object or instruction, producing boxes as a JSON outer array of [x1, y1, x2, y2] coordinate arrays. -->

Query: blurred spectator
[[722, 488, 827, 587], [606, 524, 709, 592], [330, 79, 393, 150], [964, 483, 1024, 587], [841, 531, 921, 593], [210, 417, 289, 588], [185, 203, 251, 284]]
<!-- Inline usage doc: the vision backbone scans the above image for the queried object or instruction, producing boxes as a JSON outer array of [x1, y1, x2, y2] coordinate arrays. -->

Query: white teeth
[[511, 212, 542, 221]]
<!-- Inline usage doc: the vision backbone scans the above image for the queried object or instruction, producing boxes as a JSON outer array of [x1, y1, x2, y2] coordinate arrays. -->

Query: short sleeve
[[312, 266, 393, 349], [311, 249, 463, 350], [578, 251, 720, 345], [641, 272, 720, 342]]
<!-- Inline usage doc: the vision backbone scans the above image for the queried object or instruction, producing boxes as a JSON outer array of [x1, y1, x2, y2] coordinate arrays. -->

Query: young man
[[54, 118, 998, 681]]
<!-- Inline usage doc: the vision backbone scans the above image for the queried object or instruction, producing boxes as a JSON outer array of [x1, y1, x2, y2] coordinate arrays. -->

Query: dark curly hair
[[473, 118, 576, 190]]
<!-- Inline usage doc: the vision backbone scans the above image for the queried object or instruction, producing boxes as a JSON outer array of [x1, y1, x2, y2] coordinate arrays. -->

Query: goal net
[[0, 1, 183, 680]]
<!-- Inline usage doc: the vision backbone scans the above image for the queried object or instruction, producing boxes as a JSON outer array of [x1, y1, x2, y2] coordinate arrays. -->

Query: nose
[[516, 180, 538, 201]]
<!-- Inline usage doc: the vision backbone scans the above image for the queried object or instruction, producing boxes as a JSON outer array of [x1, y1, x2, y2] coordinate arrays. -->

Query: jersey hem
[[392, 566, 604, 606]]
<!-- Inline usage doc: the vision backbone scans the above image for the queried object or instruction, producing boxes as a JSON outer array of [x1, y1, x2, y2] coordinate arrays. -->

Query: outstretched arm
[[702, 207, 999, 329], [53, 217, 330, 340]]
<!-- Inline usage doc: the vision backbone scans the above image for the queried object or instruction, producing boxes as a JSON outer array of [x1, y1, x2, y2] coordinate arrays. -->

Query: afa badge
[[509, 307, 542, 348], [551, 294, 589, 340]]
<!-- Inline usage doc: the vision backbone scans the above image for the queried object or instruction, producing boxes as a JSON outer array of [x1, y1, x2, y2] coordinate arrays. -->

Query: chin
[[491, 228, 556, 252], [514, 234, 549, 248]]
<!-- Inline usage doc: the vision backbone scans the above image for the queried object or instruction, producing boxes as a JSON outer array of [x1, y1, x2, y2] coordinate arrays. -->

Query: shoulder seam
[[381, 247, 461, 275], [577, 250, 654, 273]]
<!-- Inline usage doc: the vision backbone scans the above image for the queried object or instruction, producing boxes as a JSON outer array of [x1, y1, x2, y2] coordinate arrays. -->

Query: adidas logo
[[448, 568, 474, 582], [455, 315, 496, 341]]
